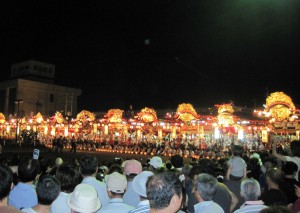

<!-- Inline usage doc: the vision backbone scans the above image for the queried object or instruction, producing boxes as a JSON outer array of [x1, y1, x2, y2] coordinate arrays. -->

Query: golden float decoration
[[0, 113, 5, 124], [55, 111, 65, 124], [105, 109, 124, 123], [35, 112, 44, 123], [136, 107, 157, 123], [265, 92, 295, 122], [216, 103, 235, 126], [175, 103, 199, 123], [76, 110, 95, 122]]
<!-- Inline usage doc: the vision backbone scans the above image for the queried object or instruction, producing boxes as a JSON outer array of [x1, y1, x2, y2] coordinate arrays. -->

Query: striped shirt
[[128, 200, 150, 213], [233, 200, 268, 213]]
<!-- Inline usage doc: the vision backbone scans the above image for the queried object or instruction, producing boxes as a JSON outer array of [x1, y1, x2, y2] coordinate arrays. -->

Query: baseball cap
[[106, 172, 127, 193], [132, 171, 154, 197], [149, 156, 163, 169], [67, 183, 101, 213], [123, 159, 142, 175]]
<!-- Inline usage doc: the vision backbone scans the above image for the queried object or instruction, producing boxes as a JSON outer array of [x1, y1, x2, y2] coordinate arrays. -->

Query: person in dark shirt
[[260, 167, 288, 206], [279, 161, 299, 204]]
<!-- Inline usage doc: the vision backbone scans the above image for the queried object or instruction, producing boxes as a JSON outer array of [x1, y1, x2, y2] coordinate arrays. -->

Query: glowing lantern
[[262, 130, 268, 143]]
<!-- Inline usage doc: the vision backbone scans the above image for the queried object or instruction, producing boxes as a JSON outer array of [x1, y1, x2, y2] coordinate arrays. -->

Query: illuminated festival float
[[0, 91, 299, 156]]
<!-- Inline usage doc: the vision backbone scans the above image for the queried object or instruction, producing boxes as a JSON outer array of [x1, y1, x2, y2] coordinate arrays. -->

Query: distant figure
[[0, 164, 22, 212], [70, 136, 77, 154], [67, 183, 101, 213], [146, 171, 183, 213]]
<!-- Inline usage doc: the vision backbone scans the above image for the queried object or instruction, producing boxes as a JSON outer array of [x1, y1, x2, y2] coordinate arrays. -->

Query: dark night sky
[[1, 0, 300, 112]]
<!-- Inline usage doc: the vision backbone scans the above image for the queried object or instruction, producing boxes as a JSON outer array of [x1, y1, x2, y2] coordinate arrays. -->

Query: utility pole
[[15, 99, 24, 146]]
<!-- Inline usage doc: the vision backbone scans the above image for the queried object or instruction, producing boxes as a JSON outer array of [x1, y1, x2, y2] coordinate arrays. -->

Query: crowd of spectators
[[1, 139, 300, 213]]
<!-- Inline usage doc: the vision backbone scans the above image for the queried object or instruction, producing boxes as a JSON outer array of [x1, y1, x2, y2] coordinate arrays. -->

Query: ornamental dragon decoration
[[215, 103, 235, 126], [105, 109, 124, 123], [265, 91, 295, 122], [76, 110, 95, 122], [54, 111, 65, 124], [174, 103, 199, 123], [136, 107, 158, 123]]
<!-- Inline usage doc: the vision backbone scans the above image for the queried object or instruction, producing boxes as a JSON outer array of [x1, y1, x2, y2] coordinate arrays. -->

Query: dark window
[[49, 94, 54, 103]]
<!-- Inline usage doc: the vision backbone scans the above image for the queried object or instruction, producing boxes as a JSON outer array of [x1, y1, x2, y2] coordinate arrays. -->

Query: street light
[[15, 99, 24, 146]]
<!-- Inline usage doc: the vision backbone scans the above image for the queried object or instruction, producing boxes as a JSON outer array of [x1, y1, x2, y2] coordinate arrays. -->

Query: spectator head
[[67, 183, 101, 213], [290, 140, 300, 157], [107, 164, 123, 175], [149, 156, 163, 170], [263, 157, 276, 170], [79, 156, 98, 176], [232, 145, 244, 157], [106, 172, 127, 195], [36, 175, 61, 205], [181, 164, 192, 178], [198, 158, 216, 176], [282, 161, 298, 176], [266, 168, 282, 185], [123, 160, 142, 176], [194, 173, 218, 202], [0, 164, 13, 201], [146, 172, 183, 212], [240, 178, 261, 201], [170, 155, 184, 169], [260, 205, 293, 213], [132, 171, 154, 198], [18, 157, 40, 183], [56, 163, 83, 193]]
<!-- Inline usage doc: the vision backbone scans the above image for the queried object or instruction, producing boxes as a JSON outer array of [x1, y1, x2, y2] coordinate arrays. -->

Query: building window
[[49, 94, 54, 103]]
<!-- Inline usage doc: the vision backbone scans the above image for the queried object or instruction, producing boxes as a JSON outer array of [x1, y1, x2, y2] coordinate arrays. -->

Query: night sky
[[1, 0, 300, 112]]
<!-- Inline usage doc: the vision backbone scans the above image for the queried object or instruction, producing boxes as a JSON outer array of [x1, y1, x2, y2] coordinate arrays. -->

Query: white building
[[0, 60, 81, 117]]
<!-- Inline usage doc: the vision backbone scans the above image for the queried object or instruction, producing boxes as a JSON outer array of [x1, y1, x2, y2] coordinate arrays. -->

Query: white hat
[[67, 183, 101, 213], [106, 172, 127, 193], [55, 157, 63, 167], [149, 156, 163, 169], [132, 171, 154, 197]]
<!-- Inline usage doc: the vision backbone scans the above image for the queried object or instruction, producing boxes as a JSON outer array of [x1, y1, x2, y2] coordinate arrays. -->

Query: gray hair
[[196, 173, 218, 201], [240, 178, 261, 201]]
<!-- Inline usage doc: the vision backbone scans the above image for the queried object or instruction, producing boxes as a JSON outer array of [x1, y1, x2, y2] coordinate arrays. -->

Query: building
[[0, 60, 81, 117]]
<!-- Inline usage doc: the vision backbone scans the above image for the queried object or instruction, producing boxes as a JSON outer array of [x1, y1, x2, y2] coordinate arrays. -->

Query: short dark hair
[[0, 164, 13, 200], [18, 157, 40, 182], [282, 161, 298, 176], [146, 171, 183, 210], [266, 168, 282, 185], [36, 175, 61, 205], [198, 159, 216, 176], [170, 155, 184, 169], [79, 156, 98, 175], [56, 163, 83, 193], [290, 140, 300, 157], [232, 145, 244, 156]]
